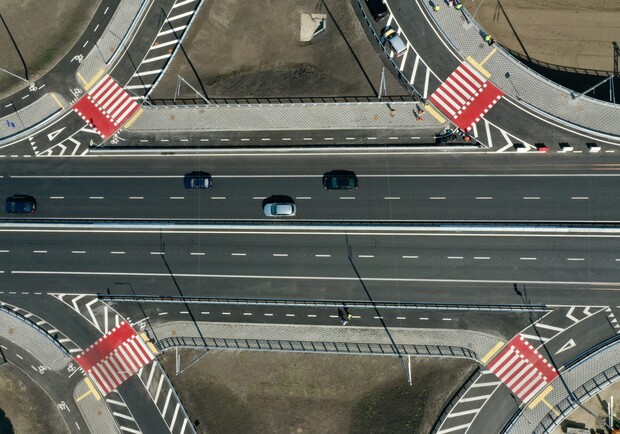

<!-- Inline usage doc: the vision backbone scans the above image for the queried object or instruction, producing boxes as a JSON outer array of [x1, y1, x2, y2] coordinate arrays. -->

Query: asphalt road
[[2, 153, 620, 221], [1, 228, 619, 306]]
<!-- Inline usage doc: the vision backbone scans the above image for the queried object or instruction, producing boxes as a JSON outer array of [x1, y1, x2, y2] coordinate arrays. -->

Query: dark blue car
[[184, 172, 212, 189], [5, 195, 36, 213]]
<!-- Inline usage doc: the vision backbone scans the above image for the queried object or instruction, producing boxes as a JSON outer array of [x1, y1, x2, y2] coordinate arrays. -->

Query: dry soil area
[[150, 0, 404, 100], [460, 0, 620, 71], [162, 349, 477, 434], [0, 364, 67, 434], [0, 0, 99, 98]]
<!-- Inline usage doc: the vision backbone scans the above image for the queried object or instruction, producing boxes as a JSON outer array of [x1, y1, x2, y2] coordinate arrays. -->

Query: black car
[[322, 170, 359, 190], [5, 195, 36, 213], [184, 171, 212, 189], [365, 0, 388, 22]]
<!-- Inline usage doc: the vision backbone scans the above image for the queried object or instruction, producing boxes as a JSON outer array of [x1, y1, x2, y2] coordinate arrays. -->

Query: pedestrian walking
[[338, 308, 348, 325], [454, 0, 463, 9]]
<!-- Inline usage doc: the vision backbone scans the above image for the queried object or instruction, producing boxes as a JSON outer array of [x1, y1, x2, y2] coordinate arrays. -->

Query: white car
[[263, 201, 296, 217]]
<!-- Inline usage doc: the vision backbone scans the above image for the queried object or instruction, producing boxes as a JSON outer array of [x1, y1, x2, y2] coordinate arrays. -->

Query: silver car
[[382, 26, 406, 57], [263, 202, 296, 217]]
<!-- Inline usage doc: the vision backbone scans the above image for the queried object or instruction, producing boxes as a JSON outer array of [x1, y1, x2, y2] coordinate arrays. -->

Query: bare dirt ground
[[0, 0, 99, 98], [150, 0, 404, 100], [460, 0, 620, 72], [0, 364, 67, 434], [161, 350, 477, 434]]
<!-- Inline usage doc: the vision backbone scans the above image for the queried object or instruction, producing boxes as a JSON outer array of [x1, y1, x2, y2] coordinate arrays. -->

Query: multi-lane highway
[[2, 0, 620, 432], [3, 153, 620, 221], [1, 223, 620, 306]]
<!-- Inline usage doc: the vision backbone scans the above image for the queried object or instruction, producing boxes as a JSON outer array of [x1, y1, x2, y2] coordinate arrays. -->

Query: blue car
[[5, 195, 36, 213], [184, 172, 213, 189]]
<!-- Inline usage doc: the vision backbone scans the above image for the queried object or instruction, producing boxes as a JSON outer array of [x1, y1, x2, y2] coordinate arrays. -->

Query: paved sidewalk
[[0, 305, 71, 370], [127, 101, 443, 132], [420, 1, 620, 138], [74, 379, 119, 434], [150, 320, 500, 361], [0, 93, 67, 143]]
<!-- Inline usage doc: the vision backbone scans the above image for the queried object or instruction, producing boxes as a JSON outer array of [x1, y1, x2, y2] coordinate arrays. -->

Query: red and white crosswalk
[[72, 74, 141, 139], [429, 62, 503, 132], [76, 321, 155, 396], [487, 334, 558, 403]]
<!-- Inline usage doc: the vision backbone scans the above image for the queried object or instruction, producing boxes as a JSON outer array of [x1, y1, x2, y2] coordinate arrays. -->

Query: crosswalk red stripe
[[445, 64, 482, 100], [117, 345, 139, 372], [453, 83, 503, 131], [522, 381, 548, 403], [91, 76, 115, 101], [101, 358, 123, 385], [512, 336, 557, 380], [107, 353, 130, 381], [101, 86, 125, 112], [90, 365, 112, 395], [127, 337, 153, 365], [76, 321, 136, 371]]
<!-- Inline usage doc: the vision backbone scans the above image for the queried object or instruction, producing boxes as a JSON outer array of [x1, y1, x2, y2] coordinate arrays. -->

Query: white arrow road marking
[[47, 127, 66, 142], [555, 338, 576, 355]]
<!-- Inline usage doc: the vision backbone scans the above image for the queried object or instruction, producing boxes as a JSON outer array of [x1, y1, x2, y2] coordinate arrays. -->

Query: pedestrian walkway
[[0, 93, 67, 143], [76, 321, 155, 396], [487, 334, 557, 403], [149, 320, 499, 361], [0, 304, 71, 370], [73, 74, 142, 139], [127, 101, 443, 133], [419, 1, 620, 138], [428, 61, 503, 131]]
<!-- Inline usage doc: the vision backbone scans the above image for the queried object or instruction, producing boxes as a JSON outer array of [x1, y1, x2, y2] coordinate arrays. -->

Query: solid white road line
[[14, 270, 618, 286]]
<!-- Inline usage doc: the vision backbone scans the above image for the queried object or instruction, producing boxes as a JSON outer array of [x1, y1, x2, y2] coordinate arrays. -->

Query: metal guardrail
[[355, 0, 424, 101], [99, 294, 548, 313], [3, 219, 620, 228], [503, 46, 613, 77], [155, 336, 478, 360], [0, 305, 69, 356], [147, 95, 417, 106]]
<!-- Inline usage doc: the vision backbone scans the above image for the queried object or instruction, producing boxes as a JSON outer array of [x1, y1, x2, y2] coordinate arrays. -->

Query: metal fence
[[4, 219, 620, 229], [100, 294, 547, 313], [155, 336, 478, 360], [147, 95, 417, 106]]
